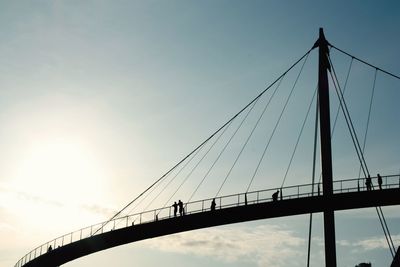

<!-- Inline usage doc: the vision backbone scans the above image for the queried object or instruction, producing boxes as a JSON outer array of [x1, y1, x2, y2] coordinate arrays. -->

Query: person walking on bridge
[[377, 173, 383, 190], [272, 190, 279, 201], [172, 201, 178, 217], [366, 175, 372, 191], [178, 200, 184, 216], [210, 198, 216, 212]]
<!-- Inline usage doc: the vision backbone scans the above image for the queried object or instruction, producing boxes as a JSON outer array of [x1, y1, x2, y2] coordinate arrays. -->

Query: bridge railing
[[15, 174, 400, 267]]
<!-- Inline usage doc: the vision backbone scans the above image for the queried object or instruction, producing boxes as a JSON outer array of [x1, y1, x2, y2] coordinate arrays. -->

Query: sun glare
[[8, 138, 109, 227]]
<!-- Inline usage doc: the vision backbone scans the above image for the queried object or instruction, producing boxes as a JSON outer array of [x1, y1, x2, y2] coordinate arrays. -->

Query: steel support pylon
[[315, 28, 337, 267]]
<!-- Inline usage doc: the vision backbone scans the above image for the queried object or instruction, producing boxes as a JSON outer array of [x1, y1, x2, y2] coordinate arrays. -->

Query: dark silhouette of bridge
[[15, 28, 400, 267], [16, 176, 400, 267]]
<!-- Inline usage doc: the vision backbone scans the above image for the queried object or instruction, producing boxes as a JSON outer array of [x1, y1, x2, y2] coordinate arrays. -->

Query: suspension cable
[[114, 146, 202, 228], [247, 52, 310, 192], [328, 57, 369, 177], [307, 87, 320, 267], [357, 69, 377, 179], [318, 55, 353, 184], [188, 98, 260, 203], [159, 119, 234, 213], [141, 143, 205, 213], [376, 204, 396, 257], [378, 208, 396, 256], [215, 75, 285, 197], [330, 44, 400, 80], [281, 85, 317, 188], [92, 48, 313, 235], [331, 57, 353, 139], [329, 58, 396, 257]]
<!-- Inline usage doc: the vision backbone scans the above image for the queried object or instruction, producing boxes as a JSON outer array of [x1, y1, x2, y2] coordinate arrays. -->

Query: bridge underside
[[24, 188, 400, 267]]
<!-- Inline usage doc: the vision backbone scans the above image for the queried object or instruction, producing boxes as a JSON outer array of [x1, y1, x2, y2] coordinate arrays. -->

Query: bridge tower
[[314, 28, 337, 266]]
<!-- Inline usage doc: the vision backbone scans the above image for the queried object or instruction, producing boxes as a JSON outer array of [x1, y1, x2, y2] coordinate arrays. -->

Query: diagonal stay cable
[[329, 59, 396, 257], [246, 52, 310, 192], [139, 143, 204, 214], [376, 206, 396, 257], [159, 120, 234, 213], [351, 67, 396, 257], [115, 148, 201, 228], [357, 69, 377, 178], [188, 98, 260, 203], [307, 86, 320, 267], [93, 48, 313, 235], [330, 44, 400, 80], [328, 57, 369, 177], [125, 146, 205, 218], [318, 55, 354, 184], [114, 142, 208, 228], [331, 56, 353, 139], [281, 84, 317, 188], [214, 75, 285, 197]]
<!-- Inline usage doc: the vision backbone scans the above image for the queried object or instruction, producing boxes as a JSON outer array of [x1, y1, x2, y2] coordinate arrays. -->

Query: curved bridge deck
[[17, 175, 400, 267]]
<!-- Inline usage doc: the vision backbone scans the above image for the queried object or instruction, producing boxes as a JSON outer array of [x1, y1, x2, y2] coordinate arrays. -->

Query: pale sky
[[1, 1, 400, 267]]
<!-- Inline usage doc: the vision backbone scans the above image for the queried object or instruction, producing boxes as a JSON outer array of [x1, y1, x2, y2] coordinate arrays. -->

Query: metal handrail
[[15, 174, 400, 267]]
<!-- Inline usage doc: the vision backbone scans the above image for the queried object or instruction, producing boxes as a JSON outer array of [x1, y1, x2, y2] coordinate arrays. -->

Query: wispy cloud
[[0, 183, 63, 208], [141, 224, 305, 267], [344, 206, 400, 219], [81, 204, 118, 218], [353, 235, 400, 251], [141, 223, 399, 267]]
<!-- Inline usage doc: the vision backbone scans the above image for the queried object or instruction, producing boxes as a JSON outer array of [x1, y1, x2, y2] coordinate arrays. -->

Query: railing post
[[80, 229, 82, 240], [202, 200, 204, 212], [257, 191, 259, 203]]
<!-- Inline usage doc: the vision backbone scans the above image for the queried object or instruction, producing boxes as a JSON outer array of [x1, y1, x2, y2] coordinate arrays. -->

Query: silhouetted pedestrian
[[178, 200, 184, 216], [48, 245, 52, 253], [366, 175, 372, 191], [272, 190, 279, 201], [211, 198, 216, 211], [172, 201, 178, 217], [377, 174, 382, 190]]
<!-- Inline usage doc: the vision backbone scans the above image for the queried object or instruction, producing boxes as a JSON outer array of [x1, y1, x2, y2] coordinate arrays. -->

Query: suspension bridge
[[15, 29, 400, 267]]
